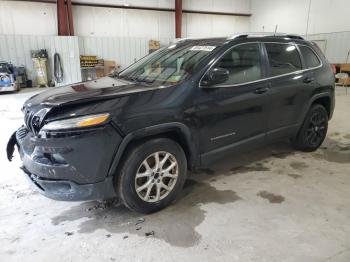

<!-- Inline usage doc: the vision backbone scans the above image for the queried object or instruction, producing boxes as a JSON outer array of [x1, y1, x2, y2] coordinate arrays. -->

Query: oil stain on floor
[[257, 191, 285, 203], [51, 178, 241, 247], [270, 150, 294, 159], [288, 173, 302, 179], [290, 161, 308, 170], [230, 162, 270, 175], [196, 168, 216, 175], [313, 138, 350, 163]]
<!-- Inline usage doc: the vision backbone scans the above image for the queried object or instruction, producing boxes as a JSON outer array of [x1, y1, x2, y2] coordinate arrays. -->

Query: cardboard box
[[95, 67, 105, 78], [336, 64, 350, 86], [104, 60, 117, 75], [149, 40, 160, 53]]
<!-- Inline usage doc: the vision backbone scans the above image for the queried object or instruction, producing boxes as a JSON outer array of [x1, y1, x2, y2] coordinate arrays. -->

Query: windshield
[[118, 43, 219, 85]]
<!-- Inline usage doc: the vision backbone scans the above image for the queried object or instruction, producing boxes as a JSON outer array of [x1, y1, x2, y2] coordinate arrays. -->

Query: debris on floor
[[145, 231, 155, 237], [135, 217, 145, 226], [86, 199, 120, 211]]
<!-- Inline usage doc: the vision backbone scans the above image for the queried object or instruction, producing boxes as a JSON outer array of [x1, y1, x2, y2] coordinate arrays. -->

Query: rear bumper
[[11, 125, 122, 201], [0, 83, 17, 92]]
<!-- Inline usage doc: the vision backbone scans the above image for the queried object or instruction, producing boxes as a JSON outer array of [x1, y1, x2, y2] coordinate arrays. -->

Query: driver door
[[193, 43, 270, 160]]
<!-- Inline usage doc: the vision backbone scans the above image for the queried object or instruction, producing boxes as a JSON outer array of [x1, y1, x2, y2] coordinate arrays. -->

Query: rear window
[[299, 45, 321, 68], [265, 43, 302, 77]]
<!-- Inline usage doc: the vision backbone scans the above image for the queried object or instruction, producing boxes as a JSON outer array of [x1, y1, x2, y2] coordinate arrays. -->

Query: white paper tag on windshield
[[190, 46, 216, 52]]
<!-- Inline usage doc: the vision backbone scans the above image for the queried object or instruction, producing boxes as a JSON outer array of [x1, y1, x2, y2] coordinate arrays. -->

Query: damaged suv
[[7, 33, 335, 213]]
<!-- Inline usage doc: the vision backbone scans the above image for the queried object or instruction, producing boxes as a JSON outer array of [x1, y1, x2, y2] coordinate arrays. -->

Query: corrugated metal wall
[[0, 35, 172, 86], [306, 32, 350, 64], [78, 37, 172, 69], [0, 35, 81, 86], [3, 32, 348, 86], [77, 34, 350, 67]]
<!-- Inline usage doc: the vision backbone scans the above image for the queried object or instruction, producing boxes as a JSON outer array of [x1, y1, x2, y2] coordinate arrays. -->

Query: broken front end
[[7, 106, 121, 201]]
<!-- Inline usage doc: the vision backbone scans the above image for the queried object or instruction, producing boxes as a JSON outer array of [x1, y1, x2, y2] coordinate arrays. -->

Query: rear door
[[263, 42, 311, 139]]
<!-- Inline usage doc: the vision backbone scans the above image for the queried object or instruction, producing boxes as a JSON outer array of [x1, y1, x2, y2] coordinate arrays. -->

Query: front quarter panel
[[112, 83, 197, 134]]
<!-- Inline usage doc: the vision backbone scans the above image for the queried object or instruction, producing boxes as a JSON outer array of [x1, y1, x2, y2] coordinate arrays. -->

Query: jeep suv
[[7, 33, 335, 213]]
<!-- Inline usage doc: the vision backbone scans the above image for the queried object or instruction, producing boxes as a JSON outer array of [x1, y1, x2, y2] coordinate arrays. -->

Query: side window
[[213, 43, 262, 85], [299, 45, 321, 68], [265, 43, 302, 76]]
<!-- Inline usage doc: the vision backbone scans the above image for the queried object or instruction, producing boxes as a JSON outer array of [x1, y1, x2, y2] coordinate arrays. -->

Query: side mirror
[[201, 67, 229, 87]]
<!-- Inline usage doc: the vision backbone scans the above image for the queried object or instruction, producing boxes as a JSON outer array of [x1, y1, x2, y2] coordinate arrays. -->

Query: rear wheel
[[293, 104, 328, 152], [117, 138, 187, 213]]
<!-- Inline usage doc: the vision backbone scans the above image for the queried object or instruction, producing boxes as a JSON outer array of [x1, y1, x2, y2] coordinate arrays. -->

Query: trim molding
[[210, 132, 236, 141]]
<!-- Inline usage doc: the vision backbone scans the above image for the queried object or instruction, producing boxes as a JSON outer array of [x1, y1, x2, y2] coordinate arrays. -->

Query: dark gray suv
[[7, 33, 335, 213]]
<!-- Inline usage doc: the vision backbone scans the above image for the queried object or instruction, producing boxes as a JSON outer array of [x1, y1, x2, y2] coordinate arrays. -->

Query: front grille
[[16, 126, 28, 139]]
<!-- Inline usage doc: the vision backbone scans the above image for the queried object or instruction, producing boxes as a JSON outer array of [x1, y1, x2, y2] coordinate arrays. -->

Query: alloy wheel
[[135, 151, 178, 203], [305, 110, 327, 146]]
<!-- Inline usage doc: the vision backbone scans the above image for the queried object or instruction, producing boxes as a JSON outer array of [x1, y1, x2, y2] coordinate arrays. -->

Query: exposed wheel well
[[312, 96, 331, 118], [122, 130, 195, 170]]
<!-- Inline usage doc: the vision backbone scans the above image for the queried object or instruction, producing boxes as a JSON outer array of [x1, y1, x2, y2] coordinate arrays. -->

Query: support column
[[57, 0, 68, 36], [175, 0, 182, 38], [66, 0, 74, 36], [57, 0, 74, 36]]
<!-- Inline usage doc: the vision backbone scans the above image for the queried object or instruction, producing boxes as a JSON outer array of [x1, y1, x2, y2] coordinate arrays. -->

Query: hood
[[25, 76, 164, 108], [22, 77, 171, 134]]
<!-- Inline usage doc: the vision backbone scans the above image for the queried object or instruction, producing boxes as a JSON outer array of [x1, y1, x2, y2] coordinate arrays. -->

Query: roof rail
[[227, 32, 304, 40], [171, 36, 222, 43], [172, 38, 189, 43], [170, 37, 205, 44]]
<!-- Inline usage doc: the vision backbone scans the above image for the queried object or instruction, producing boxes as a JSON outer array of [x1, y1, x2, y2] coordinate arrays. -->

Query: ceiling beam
[[10, 0, 251, 17]]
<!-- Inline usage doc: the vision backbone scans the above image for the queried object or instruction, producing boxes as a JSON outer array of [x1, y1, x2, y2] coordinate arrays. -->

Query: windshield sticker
[[190, 46, 216, 52]]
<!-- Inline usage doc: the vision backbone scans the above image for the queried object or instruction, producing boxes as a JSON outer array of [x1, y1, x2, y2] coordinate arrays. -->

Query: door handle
[[254, 87, 269, 94], [303, 77, 315, 83]]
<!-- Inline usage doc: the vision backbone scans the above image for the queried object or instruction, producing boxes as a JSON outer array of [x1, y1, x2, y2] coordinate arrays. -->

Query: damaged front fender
[[6, 131, 17, 161], [6, 126, 28, 161]]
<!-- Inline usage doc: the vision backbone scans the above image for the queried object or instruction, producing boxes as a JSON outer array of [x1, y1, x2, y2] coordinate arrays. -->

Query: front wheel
[[117, 138, 187, 213], [293, 104, 328, 152]]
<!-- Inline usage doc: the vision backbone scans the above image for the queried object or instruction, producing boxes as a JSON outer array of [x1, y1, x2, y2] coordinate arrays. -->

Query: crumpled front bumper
[[21, 165, 115, 201], [7, 125, 122, 201]]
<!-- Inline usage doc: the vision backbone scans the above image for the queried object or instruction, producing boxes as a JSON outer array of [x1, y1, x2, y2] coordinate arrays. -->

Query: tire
[[293, 104, 328, 152], [117, 138, 187, 213]]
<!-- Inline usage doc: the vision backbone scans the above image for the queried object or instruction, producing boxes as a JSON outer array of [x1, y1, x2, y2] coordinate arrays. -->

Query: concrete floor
[[1, 87, 350, 262]]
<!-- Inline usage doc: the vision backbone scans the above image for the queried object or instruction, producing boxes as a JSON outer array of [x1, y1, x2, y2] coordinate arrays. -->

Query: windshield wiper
[[129, 76, 155, 84], [108, 70, 119, 78]]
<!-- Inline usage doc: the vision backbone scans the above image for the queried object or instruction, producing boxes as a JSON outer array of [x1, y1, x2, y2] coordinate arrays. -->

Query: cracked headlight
[[41, 113, 110, 131]]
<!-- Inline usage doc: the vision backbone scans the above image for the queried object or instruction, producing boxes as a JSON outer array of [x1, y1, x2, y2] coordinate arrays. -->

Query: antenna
[[274, 25, 278, 35]]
